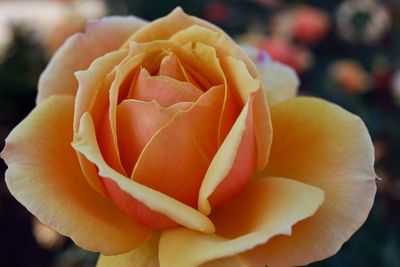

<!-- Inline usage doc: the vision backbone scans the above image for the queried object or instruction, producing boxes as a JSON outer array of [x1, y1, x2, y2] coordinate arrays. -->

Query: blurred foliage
[[1, 0, 400, 267]]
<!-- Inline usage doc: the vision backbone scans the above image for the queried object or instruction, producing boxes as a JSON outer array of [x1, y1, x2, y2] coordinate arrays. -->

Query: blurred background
[[0, 0, 399, 266]]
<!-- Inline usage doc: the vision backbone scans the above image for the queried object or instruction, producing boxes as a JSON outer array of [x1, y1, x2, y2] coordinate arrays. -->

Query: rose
[[2, 8, 376, 267]]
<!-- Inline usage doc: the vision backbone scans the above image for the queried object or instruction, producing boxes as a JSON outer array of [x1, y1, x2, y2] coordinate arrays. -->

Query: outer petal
[[159, 177, 324, 267], [37, 16, 147, 103], [73, 50, 129, 195], [202, 256, 251, 267], [125, 7, 221, 44], [241, 45, 299, 106], [252, 97, 377, 267], [1, 96, 151, 254], [74, 49, 128, 131], [260, 61, 299, 106], [97, 234, 160, 267], [72, 113, 215, 232]]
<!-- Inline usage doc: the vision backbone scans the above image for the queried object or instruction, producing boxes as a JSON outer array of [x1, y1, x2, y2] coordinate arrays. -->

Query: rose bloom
[[2, 8, 376, 267]]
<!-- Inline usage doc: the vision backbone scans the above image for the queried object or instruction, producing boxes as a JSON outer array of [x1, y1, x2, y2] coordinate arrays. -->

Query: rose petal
[[74, 50, 128, 131], [159, 177, 324, 267], [129, 40, 219, 90], [131, 85, 224, 208], [158, 53, 186, 81], [37, 16, 147, 103], [96, 54, 147, 176], [198, 94, 255, 215], [221, 58, 272, 169], [117, 100, 191, 175], [182, 42, 225, 86], [1, 96, 151, 254], [198, 90, 271, 215], [220, 57, 260, 103], [181, 42, 238, 144], [170, 24, 258, 77], [130, 68, 203, 106], [251, 97, 376, 266], [158, 53, 203, 89], [104, 49, 180, 176], [72, 113, 215, 232], [261, 61, 299, 106], [97, 234, 160, 267], [124, 7, 222, 45], [202, 256, 251, 267], [73, 53, 125, 194]]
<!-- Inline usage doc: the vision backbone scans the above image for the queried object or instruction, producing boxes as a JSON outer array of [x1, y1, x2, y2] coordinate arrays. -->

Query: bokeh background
[[1, 0, 399, 266]]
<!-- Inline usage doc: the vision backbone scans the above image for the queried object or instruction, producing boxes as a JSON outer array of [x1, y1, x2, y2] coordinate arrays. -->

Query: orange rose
[[2, 8, 376, 267]]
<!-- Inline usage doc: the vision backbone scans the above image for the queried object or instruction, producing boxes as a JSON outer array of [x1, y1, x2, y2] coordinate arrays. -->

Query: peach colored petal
[[220, 58, 272, 170], [128, 40, 219, 90], [220, 56, 260, 103], [251, 97, 376, 266], [183, 42, 225, 85], [201, 256, 251, 267], [73, 59, 124, 196], [179, 61, 213, 90], [207, 97, 256, 212], [159, 177, 324, 267], [198, 96, 254, 215], [37, 16, 147, 103], [131, 85, 224, 208], [123, 7, 222, 45], [74, 50, 128, 131], [96, 54, 146, 176], [252, 88, 273, 170], [117, 100, 192, 175], [158, 53, 186, 81], [217, 86, 241, 145], [184, 42, 237, 145], [169, 24, 258, 77], [241, 45, 299, 106], [72, 113, 215, 232], [73, 51, 131, 195], [99, 50, 189, 176], [181, 41, 238, 146], [1, 96, 151, 254], [158, 53, 203, 89], [97, 234, 160, 267], [260, 61, 299, 106], [130, 68, 203, 106]]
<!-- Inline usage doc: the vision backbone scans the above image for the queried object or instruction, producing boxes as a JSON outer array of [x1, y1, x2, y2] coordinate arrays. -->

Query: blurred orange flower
[[330, 59, 370, 94], [292, 5, 330, 44], [259, 37, 312, 73], [2, 8, 376, 267]]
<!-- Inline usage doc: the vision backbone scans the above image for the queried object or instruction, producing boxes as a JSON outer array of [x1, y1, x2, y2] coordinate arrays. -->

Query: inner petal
[[117, 100, 192, 175], [198, 94, 257, 215], [129, 40, 221, 91], [131, 85, 225, 208], [158, 53, 187, 81], [129, 68, 203, 106], [158, 53, 204, 90]]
